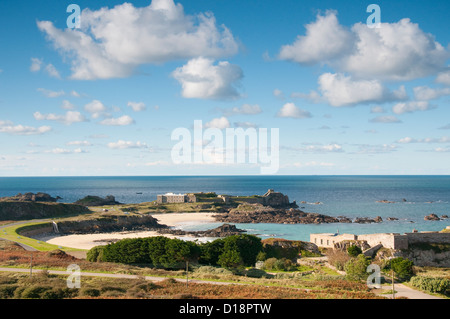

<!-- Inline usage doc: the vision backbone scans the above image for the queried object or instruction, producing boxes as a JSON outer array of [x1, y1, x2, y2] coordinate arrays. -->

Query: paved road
[[376, 283, 443, 299], [0, 219, 53, 251]]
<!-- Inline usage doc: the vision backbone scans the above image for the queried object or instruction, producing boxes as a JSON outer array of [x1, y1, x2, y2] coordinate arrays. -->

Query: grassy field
[[0, 222, 84, 252], [0, 241, 382, 299]]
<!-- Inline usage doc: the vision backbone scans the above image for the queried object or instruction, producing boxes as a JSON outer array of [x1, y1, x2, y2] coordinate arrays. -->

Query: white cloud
[[286, 143, 343, 153], [279, 10, 354, 65], [353, 144, 398, 154], [99, 115, 135, 126], [204, 116, 230, 129], [279, 11, 449, 81], [33, 111, 87, 125], [221, 104, 262, 116], [0, 121, 52, 135], [172, 57, 243, 100], [397, 136, 450, 144], [370, 106, 386, 113], [392, 101, 435, 114], [436, 69, 450, 86], [413, 86, 450, 101], [30, 58, 43, 72], [273, 89, 285, 99], [317, 73, 406, 107], [37, 0, 238, 80], [37, 88, 65, 98], [233, 121, 258, 129], [84, 100, 108, 119], [369, 116, 402, 123], [61, 100, 76, 110], [45, 148, 87, 154], [66, 140, 92, 146], [277, 102, 312, 119], [107, 140, 148, 149], [45, 64, 61, 79], [127, 102, 146, 112], [340, 19, 448, 81]]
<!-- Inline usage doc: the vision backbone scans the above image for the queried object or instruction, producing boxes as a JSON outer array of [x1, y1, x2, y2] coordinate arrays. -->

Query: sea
[[0, 175, 449, 242]]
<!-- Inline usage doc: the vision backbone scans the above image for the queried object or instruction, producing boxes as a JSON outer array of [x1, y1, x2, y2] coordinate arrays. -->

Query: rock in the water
[[0, 192, 60, 202], [424, 213, 440, 221], [74, 195, 121, 206]]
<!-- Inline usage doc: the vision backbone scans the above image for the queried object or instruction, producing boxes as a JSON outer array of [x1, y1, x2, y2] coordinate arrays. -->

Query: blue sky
[[0, 0, 450, 176]]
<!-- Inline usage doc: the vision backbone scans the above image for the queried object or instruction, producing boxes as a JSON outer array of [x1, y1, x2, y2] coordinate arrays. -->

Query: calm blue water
[[0, 176, 449, 241]]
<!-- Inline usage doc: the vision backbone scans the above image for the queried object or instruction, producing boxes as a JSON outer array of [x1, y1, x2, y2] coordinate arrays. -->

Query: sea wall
[[405, 232, 450, 245], [358, 233, 408, 250]]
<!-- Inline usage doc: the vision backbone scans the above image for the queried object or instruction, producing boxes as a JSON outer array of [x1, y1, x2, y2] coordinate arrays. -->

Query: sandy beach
[[42, 213, 217, 250]]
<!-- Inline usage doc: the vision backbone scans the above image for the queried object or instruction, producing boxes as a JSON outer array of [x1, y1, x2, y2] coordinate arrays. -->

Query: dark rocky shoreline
[[212, 203, 386, 225]]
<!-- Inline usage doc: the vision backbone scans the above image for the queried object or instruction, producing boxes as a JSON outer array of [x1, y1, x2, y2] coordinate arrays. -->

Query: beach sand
[[43, 213, 217, 250]]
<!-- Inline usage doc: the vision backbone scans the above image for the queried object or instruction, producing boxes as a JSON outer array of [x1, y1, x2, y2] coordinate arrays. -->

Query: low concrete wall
[[406, 232, 450, 245]]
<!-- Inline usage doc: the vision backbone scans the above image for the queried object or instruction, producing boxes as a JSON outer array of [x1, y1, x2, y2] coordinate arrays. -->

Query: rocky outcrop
[[0, 202, 90, 221], [213, 203, 340, 224], [56, 215, 166, 234], [0, 192, 61, 202], [396, 246, 450, 267], [354, 216, 383, 224], [158, 223, 246, 238], [74, 195, 121, 206], [424, 213, 441, 221], [376, 200, 395, 203], [261, 238, 320, 258]]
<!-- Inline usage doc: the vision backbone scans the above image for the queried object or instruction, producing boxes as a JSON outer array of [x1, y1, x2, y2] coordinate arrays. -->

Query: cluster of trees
[[328, 245, 415, 282], [87, 234, 264, 269]]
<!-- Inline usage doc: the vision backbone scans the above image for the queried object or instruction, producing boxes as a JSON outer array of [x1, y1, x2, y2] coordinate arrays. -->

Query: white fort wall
[[310, 231, 449, 250]]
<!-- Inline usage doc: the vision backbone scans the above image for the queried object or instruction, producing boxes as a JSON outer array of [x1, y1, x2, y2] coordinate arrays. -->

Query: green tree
[[347, 245, 362, 257], [390, 257, 414, 280], [218, 249, 243, 269], [344, 254, 371, 281], [199, 239, 225, 265], [86, 246, 106, 262], [222, 234, 263, 267], [164, 238, 201, 268], [102, 238, 150, 264], [146, 236, 171, 267]]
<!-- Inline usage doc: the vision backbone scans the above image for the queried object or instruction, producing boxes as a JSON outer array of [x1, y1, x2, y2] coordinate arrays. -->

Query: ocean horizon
[[1, 175, 449, 242]]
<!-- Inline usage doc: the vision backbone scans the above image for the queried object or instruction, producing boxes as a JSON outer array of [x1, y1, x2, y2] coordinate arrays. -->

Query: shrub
[[81, 288, 101, 297], [327, 249, 351, 271], [344, 254, 371, 281], [0, 285, 18, 299], [20, 285, 52, 299], [245, 268, 270, 278], [218, 249, 242, 269], [199, 239, 225, 265], [220, 234, 263, 267], [390, 257, 414, 280], [262, 258, 295, 271], [347, 245, 362, 257], [410, 276, 450, 294], [262, 258, 277, 270], [86, 246, 106, 262]]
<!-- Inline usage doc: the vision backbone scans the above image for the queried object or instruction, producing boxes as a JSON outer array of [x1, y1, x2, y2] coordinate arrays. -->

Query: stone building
[[156, 193, 188, 204], [310, 231, 450, 250]]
